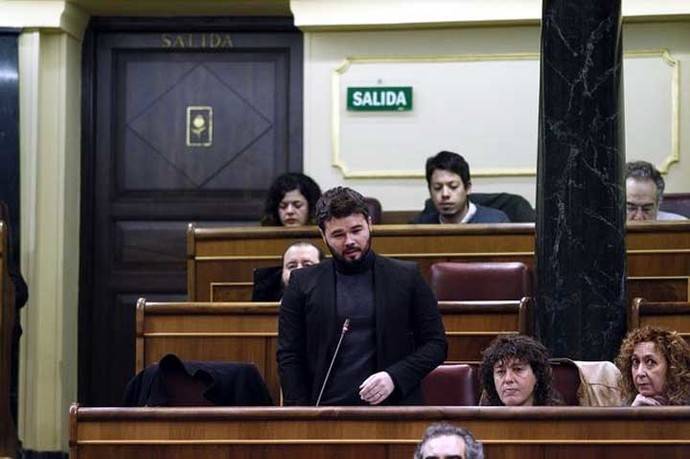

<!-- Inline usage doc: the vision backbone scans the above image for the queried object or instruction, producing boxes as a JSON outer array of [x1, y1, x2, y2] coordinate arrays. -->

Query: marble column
[[536, 0, 626, 360]]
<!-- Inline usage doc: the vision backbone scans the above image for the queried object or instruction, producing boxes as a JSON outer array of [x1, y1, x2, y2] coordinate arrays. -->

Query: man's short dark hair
[[625, 160, 665, 202], [479, 334, 562, 406], [413, 422, 484, 459], [281, 241, 325, 265], [425, 151, 471, 188], [315, 187, 370, 231]]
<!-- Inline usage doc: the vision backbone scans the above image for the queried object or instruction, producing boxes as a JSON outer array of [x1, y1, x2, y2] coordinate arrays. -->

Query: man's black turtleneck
[[319, 250, 377, 405]]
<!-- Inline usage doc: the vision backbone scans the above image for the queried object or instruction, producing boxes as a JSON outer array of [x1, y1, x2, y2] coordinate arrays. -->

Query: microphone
[[315, 318, 350, 407]]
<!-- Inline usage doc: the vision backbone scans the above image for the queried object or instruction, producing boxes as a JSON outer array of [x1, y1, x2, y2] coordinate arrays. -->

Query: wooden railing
[[629, 297, 690, 341], [187, 222, 690, 304], [69, 404, 690, 459], [136, 298, 532, 404]]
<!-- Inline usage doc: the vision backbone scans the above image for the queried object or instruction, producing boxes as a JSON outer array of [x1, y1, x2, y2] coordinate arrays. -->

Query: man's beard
[[326, 238, 371, 267]]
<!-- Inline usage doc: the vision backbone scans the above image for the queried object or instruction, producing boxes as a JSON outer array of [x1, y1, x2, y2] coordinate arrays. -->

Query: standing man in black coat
[[277, 187, 447, 406]]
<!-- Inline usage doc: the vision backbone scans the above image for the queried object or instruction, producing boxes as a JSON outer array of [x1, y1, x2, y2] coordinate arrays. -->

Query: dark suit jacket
[[277, 254, 447, 406], [122, 354, 273, 407], [251, 265, 283, 301]]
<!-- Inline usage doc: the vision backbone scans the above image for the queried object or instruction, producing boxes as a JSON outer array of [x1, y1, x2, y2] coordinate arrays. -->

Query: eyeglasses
[[626, 202, 656, 215]]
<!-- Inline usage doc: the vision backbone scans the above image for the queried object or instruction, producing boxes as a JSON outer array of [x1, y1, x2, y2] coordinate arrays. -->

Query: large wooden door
[[79, 18, 302, 405]]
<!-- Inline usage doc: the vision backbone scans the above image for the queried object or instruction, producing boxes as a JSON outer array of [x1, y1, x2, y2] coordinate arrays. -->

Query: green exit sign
[[347, 86, 413, 111]]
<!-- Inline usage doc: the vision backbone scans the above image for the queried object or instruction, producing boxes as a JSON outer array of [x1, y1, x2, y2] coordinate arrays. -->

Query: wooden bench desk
[[69, 404, 690, 459], [187, 222, 690, 304], [629, 297, 690, 342], [136, 298, 532, 404]]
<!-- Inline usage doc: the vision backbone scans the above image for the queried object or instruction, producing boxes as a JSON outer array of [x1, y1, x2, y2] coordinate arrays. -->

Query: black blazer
[[277, 254, 447, 406]]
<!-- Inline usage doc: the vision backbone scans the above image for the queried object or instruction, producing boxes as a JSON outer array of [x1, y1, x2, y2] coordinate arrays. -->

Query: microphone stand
[[315, 318, 350, 407]]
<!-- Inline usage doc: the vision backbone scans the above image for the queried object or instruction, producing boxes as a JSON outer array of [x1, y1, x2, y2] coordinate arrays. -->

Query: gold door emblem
[[186, 106, 213, 147]]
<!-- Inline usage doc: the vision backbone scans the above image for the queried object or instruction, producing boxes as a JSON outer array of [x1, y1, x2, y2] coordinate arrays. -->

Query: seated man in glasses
[[626, 161, 686, 221]]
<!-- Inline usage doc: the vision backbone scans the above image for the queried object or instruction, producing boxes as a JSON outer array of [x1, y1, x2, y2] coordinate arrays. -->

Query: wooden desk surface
[[69, 405, 690, 459]]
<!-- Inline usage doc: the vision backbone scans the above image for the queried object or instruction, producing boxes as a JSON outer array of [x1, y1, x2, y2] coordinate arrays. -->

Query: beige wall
[[625, 21, 690, 194], [302, 21, 690, 210]]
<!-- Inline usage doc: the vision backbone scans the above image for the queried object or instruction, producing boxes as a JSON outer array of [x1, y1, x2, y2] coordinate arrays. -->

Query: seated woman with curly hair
[[479, 335, 563, 406], [261, 173, 322, 227], [615, 326, 690, 406]]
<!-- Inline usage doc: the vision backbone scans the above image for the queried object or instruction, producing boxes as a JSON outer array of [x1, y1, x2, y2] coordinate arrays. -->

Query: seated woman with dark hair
[[261, 173, 322, 227], [479, 335, 563, 406], [615, 326, 690, 406]]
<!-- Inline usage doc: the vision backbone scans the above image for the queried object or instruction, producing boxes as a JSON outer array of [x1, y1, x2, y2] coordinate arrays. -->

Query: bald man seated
[[281, 242, 324, 289], [252, 241, 324, 302]]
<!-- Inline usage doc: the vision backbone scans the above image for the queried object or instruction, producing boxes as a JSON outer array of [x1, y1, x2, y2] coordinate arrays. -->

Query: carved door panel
[[80, 21, 302, 405]]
